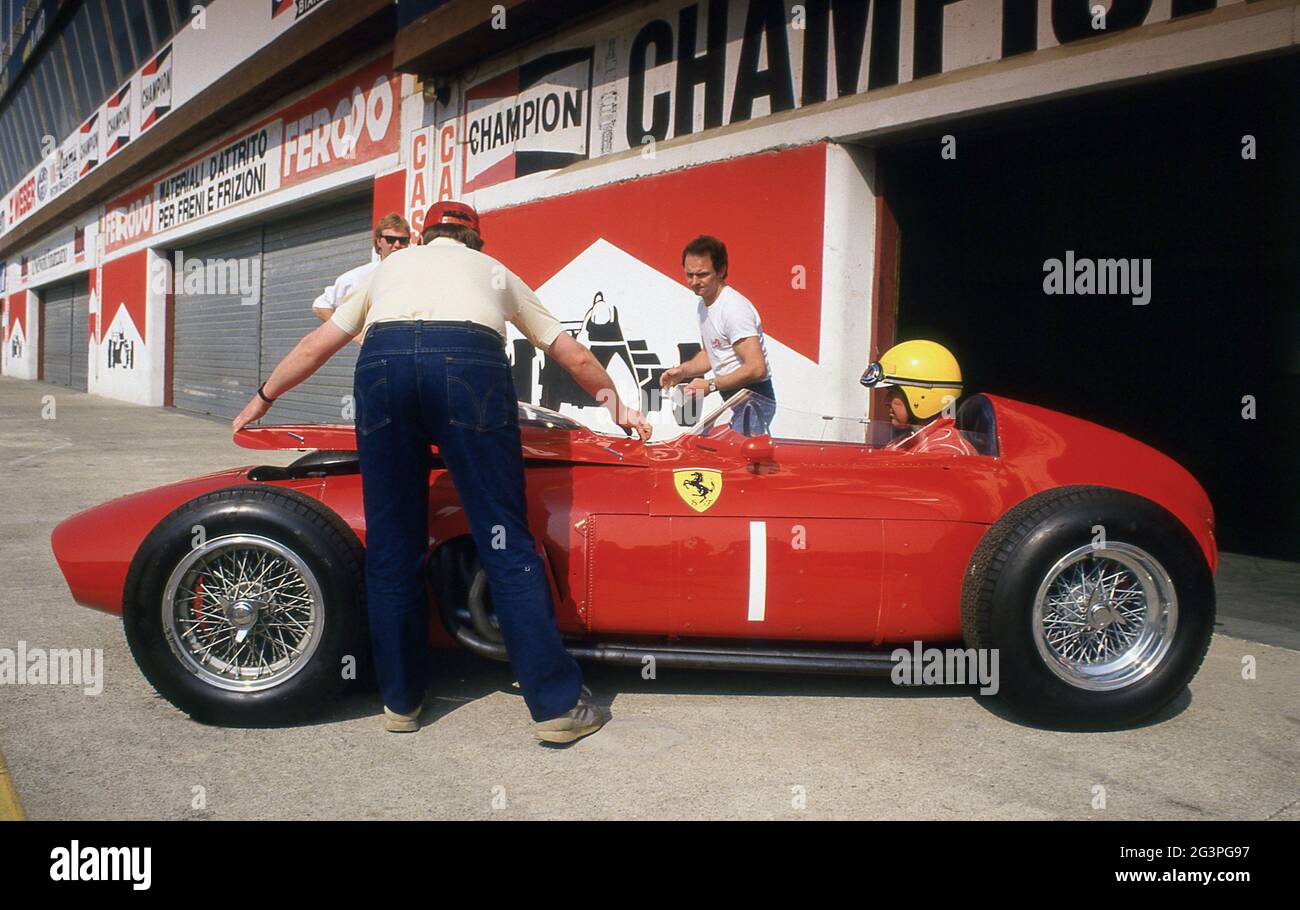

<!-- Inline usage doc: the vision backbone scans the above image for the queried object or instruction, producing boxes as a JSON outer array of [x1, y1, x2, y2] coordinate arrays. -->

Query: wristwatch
[[707, 378, 717, 394], [257, 382, 277, 404]]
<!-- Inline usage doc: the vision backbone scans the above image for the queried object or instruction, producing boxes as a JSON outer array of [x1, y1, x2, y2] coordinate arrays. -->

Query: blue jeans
[[353, 321, 583, 721], [722, 378, 777, 436]]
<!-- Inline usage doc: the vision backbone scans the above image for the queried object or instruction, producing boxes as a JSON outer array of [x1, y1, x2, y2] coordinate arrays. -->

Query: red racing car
[[51, 391, 1217, 728]]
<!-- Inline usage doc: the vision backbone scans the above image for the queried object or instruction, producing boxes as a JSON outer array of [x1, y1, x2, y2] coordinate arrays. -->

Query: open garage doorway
[[876, 53, 1300, 561]]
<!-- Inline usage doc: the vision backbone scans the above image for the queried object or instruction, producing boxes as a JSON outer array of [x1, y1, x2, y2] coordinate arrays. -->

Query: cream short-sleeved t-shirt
[[330, 237, 562, 349]]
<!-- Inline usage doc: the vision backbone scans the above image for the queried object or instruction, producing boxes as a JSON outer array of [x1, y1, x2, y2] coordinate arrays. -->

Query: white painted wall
[[820, 143, 877, 424]]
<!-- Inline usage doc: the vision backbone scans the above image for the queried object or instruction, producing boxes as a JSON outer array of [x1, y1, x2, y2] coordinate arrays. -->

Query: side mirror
[[742, 434, 776, 466]]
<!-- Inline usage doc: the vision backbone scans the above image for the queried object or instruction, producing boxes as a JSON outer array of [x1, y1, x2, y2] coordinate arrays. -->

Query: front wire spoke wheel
[[162, 535, 325, 692], [1032, 542, 1178, 691]]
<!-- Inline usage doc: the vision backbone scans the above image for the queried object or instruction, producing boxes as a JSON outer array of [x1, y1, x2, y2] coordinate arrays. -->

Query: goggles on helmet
[[861, 361, 964, 390]]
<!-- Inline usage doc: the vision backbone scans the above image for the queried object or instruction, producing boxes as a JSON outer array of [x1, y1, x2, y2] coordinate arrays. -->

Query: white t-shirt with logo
[[312, 260, 378, 312], [697, 285, 771, 379]]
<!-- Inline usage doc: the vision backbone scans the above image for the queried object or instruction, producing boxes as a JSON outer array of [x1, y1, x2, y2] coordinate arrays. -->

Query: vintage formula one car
[[51, 390, 1217, 728]]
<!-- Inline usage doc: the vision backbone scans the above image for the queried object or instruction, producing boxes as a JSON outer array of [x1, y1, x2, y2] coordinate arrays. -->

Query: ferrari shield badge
[[674, 469, 723, 513]]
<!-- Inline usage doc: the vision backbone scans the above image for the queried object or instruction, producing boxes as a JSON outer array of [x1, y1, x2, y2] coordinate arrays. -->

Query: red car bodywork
[[51, 395, 1216, 648]]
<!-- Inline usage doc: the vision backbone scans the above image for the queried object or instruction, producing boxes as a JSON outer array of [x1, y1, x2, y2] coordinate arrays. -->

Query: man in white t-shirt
[[311, 213, 416, 325], [659, 234, 776, 434]]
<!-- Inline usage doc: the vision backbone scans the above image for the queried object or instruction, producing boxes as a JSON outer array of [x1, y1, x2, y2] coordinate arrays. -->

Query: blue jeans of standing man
[[722, 377, 777, 436], [353, 321, 583, 721]]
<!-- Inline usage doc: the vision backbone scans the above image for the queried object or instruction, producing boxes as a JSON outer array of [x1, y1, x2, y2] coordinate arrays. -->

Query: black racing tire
[[122, 485, 368, 726], [962, 485, 1214, 729]]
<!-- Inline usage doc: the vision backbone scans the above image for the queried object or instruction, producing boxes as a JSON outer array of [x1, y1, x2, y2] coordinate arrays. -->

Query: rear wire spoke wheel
[[962, 486, 1214, 728]]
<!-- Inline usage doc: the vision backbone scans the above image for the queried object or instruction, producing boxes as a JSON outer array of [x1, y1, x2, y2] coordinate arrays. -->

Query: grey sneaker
[[383, 705, 421, 733], [534, 686, 610, 743]]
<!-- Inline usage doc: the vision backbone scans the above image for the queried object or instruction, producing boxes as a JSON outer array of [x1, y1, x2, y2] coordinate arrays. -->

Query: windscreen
[[688, 390, 996, 454]]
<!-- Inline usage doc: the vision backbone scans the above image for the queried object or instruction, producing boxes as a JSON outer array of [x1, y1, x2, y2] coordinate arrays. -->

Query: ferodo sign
[[279, 56, 399, 186], [100, 58, 399, 254], [103, 185, 155, 255]]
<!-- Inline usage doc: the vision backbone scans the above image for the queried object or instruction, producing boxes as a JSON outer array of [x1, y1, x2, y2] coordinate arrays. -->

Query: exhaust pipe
[[454, 626, 897, 676], [449, 555, 897, 676]]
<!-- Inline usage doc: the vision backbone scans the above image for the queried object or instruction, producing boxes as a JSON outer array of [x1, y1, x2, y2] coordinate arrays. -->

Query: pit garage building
[[0, 0, 1296, 556]]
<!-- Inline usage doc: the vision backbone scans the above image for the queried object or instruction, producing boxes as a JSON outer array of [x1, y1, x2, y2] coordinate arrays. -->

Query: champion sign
[[139, 44, 173, 134], [462, 48, 593, 192], [273, 0, 328, 20], [104, 83, 132, 159]]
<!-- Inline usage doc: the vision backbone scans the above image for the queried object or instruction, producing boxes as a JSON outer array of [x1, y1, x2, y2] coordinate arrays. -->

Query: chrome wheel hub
[[161, 535, 325, 692], [1032, 542, 1178, 691], [227, 600, 259, 626]]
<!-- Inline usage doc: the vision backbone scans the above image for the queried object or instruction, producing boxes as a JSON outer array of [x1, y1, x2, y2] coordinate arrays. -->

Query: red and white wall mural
[[95, 252, 151, 403], [484, 142, 876, 439], [4, 290, 33, 379]]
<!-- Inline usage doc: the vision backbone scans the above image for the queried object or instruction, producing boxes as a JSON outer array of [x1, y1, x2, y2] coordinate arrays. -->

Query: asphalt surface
[[2, 375, 1297, 820]]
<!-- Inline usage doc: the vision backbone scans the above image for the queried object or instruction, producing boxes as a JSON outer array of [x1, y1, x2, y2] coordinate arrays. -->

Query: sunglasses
[[380, 234, 410, 245]]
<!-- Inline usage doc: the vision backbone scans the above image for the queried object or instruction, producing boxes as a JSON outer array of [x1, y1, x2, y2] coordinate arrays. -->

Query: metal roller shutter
[[260, 199, 373, 424], [70, 281, 90, 392], [172, 229, 263, 419], [42, 283, 74, 388]]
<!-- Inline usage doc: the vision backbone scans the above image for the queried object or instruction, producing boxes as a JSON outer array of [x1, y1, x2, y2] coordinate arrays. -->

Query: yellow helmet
[[860, 340, 963, 420]]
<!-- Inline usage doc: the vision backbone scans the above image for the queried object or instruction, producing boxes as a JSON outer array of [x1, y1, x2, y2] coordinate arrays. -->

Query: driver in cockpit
[[860, 340, 977, 456]]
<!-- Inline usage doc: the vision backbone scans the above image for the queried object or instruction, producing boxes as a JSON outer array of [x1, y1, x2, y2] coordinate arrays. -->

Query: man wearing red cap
[[233, 201, 651, 742]]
